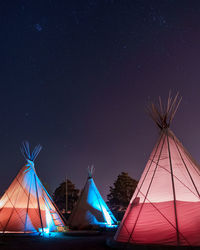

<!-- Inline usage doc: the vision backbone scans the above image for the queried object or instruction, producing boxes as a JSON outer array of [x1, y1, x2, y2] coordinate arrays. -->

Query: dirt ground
[[0, 232, 113, 250], [0, 233, 199, 250]]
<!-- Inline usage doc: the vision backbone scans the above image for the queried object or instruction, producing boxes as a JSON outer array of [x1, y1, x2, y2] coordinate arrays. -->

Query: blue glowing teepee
[[69, 166, 117, 229], [0, 142, 65, 233]]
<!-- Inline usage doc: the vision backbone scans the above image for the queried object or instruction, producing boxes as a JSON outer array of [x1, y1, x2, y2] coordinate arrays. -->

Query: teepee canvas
[[0, 142, 65, 233], [115, 93, 200, 246], [69, 166, 117, 229]]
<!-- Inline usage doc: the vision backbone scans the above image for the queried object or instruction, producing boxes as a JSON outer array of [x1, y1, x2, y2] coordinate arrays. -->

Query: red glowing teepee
[[0, 142, 65, 233], [115, 93, 200, 246]]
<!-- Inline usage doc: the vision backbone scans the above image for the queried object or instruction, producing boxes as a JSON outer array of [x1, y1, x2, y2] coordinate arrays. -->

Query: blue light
[[22, 161, 64, 233], [102, 206, 112, 225], [39, 227, 49, 235], [98, 222, 118, 228], [45, 205, 54, 227], [44, 228, 49, 234], [86, 178, 117, 227]]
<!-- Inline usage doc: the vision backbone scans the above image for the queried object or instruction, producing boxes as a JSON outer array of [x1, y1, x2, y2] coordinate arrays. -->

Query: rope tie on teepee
[[21, 141, 42, 162], [20, 141, 42, 169]]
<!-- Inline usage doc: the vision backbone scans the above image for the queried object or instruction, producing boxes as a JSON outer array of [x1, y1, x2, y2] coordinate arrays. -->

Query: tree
[[53, 179, 79, 215], [107, 172, 138, 212]]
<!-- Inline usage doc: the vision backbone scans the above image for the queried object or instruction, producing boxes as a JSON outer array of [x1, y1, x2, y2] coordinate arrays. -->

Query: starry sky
[[1, 0, 200, 199]]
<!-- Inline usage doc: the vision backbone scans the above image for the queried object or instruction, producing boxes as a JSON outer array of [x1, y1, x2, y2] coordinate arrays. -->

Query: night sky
[[1, 0, 200, 199]]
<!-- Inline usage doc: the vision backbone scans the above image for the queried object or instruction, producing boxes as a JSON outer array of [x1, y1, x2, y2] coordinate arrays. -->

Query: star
[[34, 24, 43, 32]]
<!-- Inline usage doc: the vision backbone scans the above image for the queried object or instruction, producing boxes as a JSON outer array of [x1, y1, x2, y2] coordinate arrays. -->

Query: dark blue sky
[[0, 0, 200, 199]]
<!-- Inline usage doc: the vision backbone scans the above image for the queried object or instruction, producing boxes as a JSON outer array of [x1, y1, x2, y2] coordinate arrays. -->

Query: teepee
[[0, 142, 65, 233], [115, 93, 200, 246], [69, 166, 117, 229]]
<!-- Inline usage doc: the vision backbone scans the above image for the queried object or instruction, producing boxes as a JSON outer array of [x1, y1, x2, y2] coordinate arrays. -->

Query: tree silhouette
[[107, 172, 138, 213], [53, 179, 79, 215]]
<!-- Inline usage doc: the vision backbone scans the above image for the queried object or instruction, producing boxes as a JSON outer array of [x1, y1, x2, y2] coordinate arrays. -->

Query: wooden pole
[[65, 176, 68, 213], [166, 130, 180, 245], [34, 174, 44, 233]]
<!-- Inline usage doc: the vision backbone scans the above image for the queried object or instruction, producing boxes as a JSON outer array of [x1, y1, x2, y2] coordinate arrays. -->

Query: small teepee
[[115, 93, 200, 246], [0, 142, 65, 233], [69, 166, 117, 229]]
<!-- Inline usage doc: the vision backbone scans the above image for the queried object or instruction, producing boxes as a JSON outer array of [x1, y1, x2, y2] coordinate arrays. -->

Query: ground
[[0, 233, 199, 250], [0, 232, 112, 250]]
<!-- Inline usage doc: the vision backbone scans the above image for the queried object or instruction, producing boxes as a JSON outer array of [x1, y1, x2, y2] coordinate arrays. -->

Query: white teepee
[[69, 166, 117, 229], [115, 93, 200, 246], [0, 142, 65, 233]]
